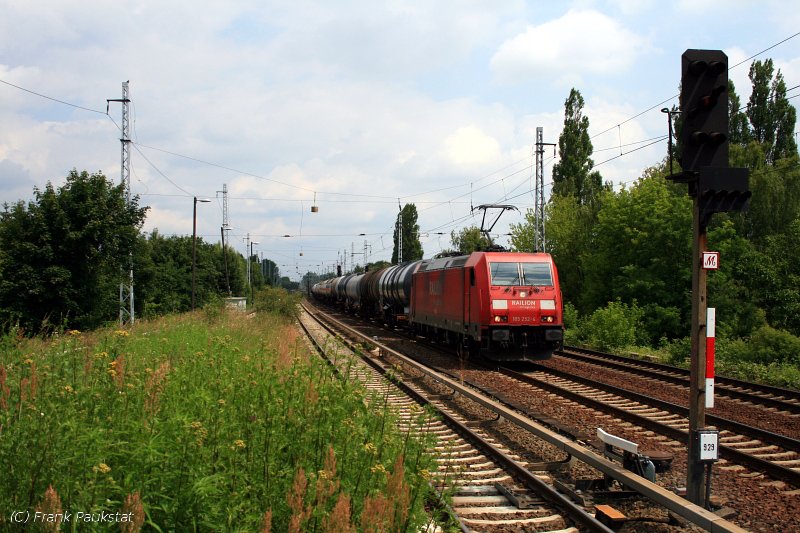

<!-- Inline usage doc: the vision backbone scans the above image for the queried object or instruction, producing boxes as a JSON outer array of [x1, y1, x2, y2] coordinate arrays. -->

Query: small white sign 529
[[699, 431, 719, 461]]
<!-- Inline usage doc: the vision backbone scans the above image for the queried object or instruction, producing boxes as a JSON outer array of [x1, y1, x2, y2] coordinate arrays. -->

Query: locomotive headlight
[[541, 316, 554, 323], [493, 315, 508, 323]]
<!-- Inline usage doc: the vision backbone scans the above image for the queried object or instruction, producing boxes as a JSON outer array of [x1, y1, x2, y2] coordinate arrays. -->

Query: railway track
[[314, 301, 800, 489], [558, 346, 800, 415], [300, 301, 745, 532], [502, 364, 800, 489], [298, 304, 610, 533]]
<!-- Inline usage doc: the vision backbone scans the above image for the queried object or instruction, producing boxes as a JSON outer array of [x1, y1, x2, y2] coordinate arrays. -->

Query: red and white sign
[[702, 251, 719, 270], [706, 307, 716, 408]]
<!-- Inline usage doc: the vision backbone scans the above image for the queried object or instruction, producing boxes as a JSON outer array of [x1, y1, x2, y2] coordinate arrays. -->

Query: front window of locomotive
[[489, 262, 520, 286], [521, 262, 553, 286]]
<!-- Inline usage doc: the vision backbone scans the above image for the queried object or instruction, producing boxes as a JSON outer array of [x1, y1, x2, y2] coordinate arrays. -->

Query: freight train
[[311, 251, 563, 361]]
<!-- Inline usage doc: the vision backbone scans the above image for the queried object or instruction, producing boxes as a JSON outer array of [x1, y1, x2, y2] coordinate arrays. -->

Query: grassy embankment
[[0, 299, 440, 531]]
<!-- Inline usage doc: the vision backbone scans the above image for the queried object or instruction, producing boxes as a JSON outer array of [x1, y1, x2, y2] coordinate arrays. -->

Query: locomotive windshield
[[490, 262, 553, 287], [521, 262, 553, 286]]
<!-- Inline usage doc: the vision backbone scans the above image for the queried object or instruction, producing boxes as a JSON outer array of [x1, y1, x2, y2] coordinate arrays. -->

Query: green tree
[[0, 170, 147, 332], [391, 203, 423, 263], [770, 72, 798, 162], [747, 59, 798, 163], [450, 226, 491, 254], [758, 219, 800, 334], [510, 195, 595, 307], [136, 231, 246, 317], [706, 220, 768, 338], [552, 88, 604, 206], [261, 258, 280, 286], [742, 157, 800, 241], [728, 79, 752, 146], [581, 168, 692, 343]]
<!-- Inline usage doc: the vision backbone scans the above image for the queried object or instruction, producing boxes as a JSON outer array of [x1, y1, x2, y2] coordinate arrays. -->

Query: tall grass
[[0, 308, 437, 531]]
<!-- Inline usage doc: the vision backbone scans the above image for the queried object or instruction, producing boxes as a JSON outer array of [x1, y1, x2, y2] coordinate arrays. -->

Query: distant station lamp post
[[192, 197, 212, 310]]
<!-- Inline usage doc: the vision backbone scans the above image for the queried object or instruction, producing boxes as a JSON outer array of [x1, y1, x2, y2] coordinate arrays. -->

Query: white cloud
[[490, 9, 648, 85], [441, 125, 502, 171]]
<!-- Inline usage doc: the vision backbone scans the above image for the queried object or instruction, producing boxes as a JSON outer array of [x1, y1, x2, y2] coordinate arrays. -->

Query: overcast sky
[[2, 1, 799, 280]]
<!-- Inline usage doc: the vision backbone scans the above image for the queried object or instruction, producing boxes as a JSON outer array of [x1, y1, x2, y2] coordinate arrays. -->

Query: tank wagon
[[312, 251, 563, 361]]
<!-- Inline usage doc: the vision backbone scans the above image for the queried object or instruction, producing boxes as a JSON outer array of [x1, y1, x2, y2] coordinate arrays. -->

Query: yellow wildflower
[[114, 330, 129, 337], [68, 330, 81, 336], [363, 442, 377, 454], [217, 399, 226, 406], [64, 385, 74, 394], [370, 463, 387, 474], [93, 463, 112, 474], [233, 439, 246, 449]]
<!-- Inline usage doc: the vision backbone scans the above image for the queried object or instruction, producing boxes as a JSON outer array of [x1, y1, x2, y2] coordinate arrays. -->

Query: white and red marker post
[[705, 307, 716, 408]]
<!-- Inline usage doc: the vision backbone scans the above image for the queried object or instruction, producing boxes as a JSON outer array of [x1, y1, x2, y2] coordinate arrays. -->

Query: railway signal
[[673, 49, 751, 225], [680, 49, 728, 173], [667, 49, 753, 508]]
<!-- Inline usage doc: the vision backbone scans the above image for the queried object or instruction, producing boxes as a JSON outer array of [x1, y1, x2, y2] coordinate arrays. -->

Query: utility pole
[[534, 127, 556, 252], [217, 184, 231, 295], [245, 233, 251, 289], [397, 201, 403, 264], [108, 81, 133, 326]]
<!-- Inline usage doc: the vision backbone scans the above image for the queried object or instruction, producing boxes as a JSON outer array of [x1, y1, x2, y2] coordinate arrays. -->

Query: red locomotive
[[312, 251, 563, 361]]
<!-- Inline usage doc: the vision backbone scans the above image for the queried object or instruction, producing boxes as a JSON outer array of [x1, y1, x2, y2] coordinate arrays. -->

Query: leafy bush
[[562, 302, 586, 345], [254, 286, 301, 317], [582, 300, 645, 351], [723, 325, 800, 365], [715, 359, 800, 390], [201, 294, 225, 323], [665, 336, 692, 366], [640, 304, 682, 345]]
